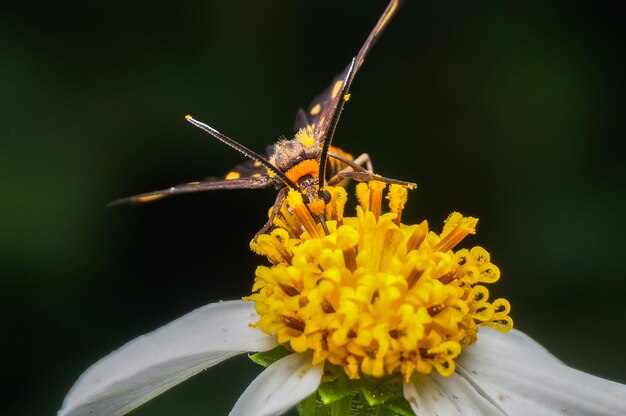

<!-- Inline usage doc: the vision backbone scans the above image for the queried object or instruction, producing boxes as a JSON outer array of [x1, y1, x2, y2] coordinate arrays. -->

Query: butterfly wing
[[293, 66, 353, 132], [107, 175, 273, 207], [108, 146, 276, 207], [112, 0, 404, 207], [294, 0, 404, 139], [219, 143, 276, 180]]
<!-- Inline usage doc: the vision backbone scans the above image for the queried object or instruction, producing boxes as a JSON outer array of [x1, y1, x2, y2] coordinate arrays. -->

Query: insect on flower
[[109, 0, 415, 237]]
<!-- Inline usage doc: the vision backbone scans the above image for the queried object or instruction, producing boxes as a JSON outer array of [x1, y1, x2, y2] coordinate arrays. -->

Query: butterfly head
[[292, 173, 333, 219], [264, 127, 329, 215]]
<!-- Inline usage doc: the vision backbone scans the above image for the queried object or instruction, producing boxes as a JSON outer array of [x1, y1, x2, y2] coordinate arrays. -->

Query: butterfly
[[109, 0, 415, 236]]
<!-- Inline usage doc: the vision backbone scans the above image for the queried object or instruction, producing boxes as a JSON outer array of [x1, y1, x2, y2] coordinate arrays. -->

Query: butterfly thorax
[[265, 126, 353, 216], [268, 126, 353, 184], [269, 127, 321, 173]]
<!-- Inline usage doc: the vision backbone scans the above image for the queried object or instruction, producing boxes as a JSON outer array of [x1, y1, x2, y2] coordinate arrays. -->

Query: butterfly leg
[[335, 171, 416, 188], [351, 152, 374, 172], [254, 187, 288, 240], [327, 152, 417, 189], [328, 151, 373, 176], [326, 152, 373, 186]]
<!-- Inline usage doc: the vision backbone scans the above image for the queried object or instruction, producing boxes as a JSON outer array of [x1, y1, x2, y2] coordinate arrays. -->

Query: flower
[[59, 182, 626, 416], [248, 182, 512, 383]]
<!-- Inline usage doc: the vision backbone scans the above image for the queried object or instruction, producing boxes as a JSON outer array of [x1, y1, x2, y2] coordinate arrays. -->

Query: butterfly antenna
[[318, 57, 357, 189], [185, 115, 297, 189], [318, 0, 404, 189]]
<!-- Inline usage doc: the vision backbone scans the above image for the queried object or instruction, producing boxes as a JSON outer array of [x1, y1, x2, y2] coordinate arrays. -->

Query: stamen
[[368, 180, 385, 219], [356, 182, 370, 212], [406, 267, 424, 288], [334, 187, 347, 224], [278, 204, 301, 237], [336, 226, 359, 272], [438, 271, 457, 285], [280, 284, 300, 296], [284, 316, 305, 332], [387, 184, 408, 225], [321, 299, 335, 313], [250, 229, 292, 264], [343, 248, 357, 272], [287, 190, 323, 238], [406, 220, 429, 252], [248, 181, 512, 382], [433, 213, 478, 252], [323, 186, 347, 224], [427, 304, 445, 316], [486, 298, 513, 332]]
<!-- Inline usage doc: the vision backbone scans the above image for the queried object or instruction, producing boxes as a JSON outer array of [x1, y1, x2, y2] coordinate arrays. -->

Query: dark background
[[2, 1, 624, 415]]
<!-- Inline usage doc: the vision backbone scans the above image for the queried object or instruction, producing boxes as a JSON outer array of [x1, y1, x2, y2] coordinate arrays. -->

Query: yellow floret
[[247, 181, 512, 381]]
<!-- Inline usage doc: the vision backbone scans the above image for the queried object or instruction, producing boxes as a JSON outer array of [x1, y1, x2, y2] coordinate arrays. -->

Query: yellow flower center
[[247, 181, 512, 381]]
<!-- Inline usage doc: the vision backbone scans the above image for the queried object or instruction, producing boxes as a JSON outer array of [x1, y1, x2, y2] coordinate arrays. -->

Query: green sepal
[[297, 369, 413, 416], [298, 390, 412, 416], [360, 375, 402, 406], [381, 397, 414, 416], [372, 406, 396, 416], [329, 395, 354, 416], [318, 368, 359, 405], [297, 394, 328, 416], [249, 344, 291, 367]]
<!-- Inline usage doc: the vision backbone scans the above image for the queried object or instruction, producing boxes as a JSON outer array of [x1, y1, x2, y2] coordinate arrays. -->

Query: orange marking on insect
[[137, 194, 164, 203], [225, 171, 241, 180], [310, 103, 322, 116], [285, 159, 320, 184], [331, 80, 344, 99], [186, 181, 200, 185], [254, 161, 262, 167]]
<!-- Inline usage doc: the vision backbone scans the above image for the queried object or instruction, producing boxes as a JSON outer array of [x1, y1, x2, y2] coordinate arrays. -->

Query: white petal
[[230, 353, 323, 416], [404, 373, 505, 416], [59, 300, 277, 416], [455, 327, 626, 415]]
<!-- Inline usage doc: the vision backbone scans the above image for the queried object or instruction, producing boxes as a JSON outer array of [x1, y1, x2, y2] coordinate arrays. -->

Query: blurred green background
[[2, 1, 624, 415]]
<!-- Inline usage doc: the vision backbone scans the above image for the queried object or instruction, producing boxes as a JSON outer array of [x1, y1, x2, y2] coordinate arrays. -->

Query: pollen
[[295, 126, 316, 148], [248, 182, 512, 382]]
